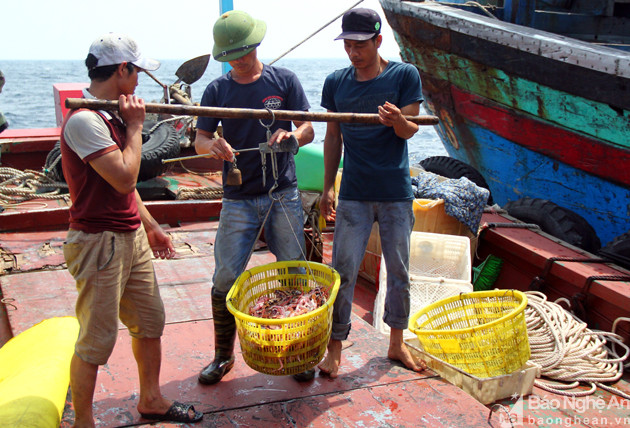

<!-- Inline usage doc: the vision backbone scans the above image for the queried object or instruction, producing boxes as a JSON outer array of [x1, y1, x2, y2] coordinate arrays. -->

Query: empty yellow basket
[[409, 289, 530, 378], [226, 261, 340, 376]]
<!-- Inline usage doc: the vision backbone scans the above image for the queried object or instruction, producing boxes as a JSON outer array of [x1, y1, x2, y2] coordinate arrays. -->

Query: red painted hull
[[452, 87, 630, 187]]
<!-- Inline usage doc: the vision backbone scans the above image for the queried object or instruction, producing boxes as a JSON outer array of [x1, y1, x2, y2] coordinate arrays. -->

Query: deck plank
[[0, 219, 273, 334], [0, 251, 278, 336], [4, 219, 630, 427], [59, 317, 502, 427]]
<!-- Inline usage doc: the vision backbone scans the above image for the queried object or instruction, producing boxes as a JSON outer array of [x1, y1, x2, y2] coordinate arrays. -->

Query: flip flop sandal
[[140, 401, 203, 423]]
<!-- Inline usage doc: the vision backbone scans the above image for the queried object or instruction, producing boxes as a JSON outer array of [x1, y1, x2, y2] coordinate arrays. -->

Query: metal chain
[[237, 116, 317, 280]]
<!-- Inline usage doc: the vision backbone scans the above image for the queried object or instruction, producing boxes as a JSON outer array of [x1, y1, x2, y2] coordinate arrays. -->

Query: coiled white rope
[[0, 166, 69, 205], [525, 291, 630, 399], [613, 317, 630, 370]]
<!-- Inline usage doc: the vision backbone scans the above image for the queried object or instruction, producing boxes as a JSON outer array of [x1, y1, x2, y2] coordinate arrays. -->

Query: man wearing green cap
[[194, 10, 315, 384]]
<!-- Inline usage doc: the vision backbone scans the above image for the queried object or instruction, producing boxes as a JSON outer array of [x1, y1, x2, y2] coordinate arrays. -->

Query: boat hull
[[380, 0, 630, 245]]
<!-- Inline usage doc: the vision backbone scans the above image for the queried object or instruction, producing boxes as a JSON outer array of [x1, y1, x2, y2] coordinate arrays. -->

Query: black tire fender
[[598, 231, 630, 270], [44, 141, 64, 182], [138, 121, 181, 182], [45, 121, 181, 183], [418, 156, 493, 205], [504, 197, 601, 253]]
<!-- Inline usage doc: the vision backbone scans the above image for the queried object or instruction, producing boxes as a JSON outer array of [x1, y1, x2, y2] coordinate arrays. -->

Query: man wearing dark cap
[[318, 8, 425, 378], [194, 10, 315, 384], [61, 33, 202, 425]]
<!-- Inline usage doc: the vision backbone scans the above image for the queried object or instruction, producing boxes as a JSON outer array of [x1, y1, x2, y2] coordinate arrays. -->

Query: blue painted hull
[[430, 116, 630, 246]]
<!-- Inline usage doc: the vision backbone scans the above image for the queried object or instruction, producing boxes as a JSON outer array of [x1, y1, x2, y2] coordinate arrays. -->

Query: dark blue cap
[[335, 8, 382, 41]]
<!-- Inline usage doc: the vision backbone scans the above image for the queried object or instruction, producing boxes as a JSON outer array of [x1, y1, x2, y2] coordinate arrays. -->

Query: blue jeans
[[212, 186, 306, 298], [331, 199, 414, 340]]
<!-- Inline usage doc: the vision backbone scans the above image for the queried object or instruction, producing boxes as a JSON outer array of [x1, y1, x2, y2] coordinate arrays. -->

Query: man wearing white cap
[[61, 33, 203, 426]]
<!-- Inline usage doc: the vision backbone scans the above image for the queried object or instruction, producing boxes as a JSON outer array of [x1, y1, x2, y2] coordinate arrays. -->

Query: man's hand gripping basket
[[226, 261, 340, 376], [409, 289, 530, 378]]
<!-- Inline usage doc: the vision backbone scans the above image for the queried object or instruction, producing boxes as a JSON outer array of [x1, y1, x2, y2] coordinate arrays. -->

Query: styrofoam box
[[374, 231, 472, 338]]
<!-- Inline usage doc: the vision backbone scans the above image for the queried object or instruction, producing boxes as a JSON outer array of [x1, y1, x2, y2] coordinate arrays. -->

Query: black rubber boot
[[292, 368, 316, 382], [199, 294, 237, 385]]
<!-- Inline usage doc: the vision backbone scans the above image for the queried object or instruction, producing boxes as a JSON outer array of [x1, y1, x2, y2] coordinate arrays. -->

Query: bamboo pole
[[65, 98, 439, 125]]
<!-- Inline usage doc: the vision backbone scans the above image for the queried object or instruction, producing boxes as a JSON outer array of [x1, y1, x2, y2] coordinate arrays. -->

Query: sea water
[[0, 59, 446, 164]]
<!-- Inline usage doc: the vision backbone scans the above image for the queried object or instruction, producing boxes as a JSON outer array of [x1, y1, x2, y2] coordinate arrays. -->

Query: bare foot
[[387, 328, 427, 372], [318, 339, 342, 378], [137, 395, 172, 417], [387, 342, 426, 372]]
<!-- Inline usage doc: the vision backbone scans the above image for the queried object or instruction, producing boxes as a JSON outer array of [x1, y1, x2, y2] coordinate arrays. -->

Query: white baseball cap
[[88, 33, 160, 71]]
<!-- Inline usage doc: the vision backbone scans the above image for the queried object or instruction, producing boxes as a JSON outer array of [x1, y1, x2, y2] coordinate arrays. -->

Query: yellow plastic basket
[[226, 261, 340, 376], [409, 290, 530, 378]]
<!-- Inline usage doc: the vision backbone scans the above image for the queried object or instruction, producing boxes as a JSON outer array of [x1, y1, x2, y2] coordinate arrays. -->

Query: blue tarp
[[412, 171, 490, 234]]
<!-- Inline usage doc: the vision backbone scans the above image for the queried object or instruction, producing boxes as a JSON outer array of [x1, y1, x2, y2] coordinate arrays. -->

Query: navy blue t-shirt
[[321, 61, 423, 201], [197, 64, 310, 199]]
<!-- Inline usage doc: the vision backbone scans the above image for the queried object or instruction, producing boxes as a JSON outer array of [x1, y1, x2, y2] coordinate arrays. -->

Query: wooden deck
[[0, 219, 504, 427], [1, 213, 629, 427]]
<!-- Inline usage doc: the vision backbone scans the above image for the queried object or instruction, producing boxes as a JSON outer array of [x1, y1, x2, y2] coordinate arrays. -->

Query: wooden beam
[[65, 98, 440, 126]]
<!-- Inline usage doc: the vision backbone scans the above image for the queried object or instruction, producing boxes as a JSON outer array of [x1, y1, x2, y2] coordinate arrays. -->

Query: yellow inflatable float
[[0, 317, 79, 428]]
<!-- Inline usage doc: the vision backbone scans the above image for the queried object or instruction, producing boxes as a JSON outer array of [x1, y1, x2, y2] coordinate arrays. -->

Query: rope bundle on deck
[[525, 291, 630, 399], [175, 186, 223, 200], [0, 166, 69, 205]]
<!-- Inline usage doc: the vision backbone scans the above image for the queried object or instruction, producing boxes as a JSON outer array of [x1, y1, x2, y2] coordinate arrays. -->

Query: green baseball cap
[[212, 10, 267, 62]]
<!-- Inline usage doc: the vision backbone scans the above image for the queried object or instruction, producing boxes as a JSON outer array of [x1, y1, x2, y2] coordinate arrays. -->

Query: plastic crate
[[358, 199, 478, 284], [374, 231, 472, 338], [409, 231, 472, 282]]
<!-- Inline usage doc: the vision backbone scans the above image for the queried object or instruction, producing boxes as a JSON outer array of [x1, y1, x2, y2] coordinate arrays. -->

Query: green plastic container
[[294, 143, 342, 192]]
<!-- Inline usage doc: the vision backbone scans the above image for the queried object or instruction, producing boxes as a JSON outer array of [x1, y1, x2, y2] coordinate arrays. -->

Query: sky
[[0, 0, 404, 61]]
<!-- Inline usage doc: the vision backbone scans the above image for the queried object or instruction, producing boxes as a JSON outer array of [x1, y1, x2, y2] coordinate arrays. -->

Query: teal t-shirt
[[321, 61, 422, 201]]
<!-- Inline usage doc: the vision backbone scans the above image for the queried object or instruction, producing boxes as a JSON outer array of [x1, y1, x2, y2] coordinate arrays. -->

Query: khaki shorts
[[64, 225, 165, 365]]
